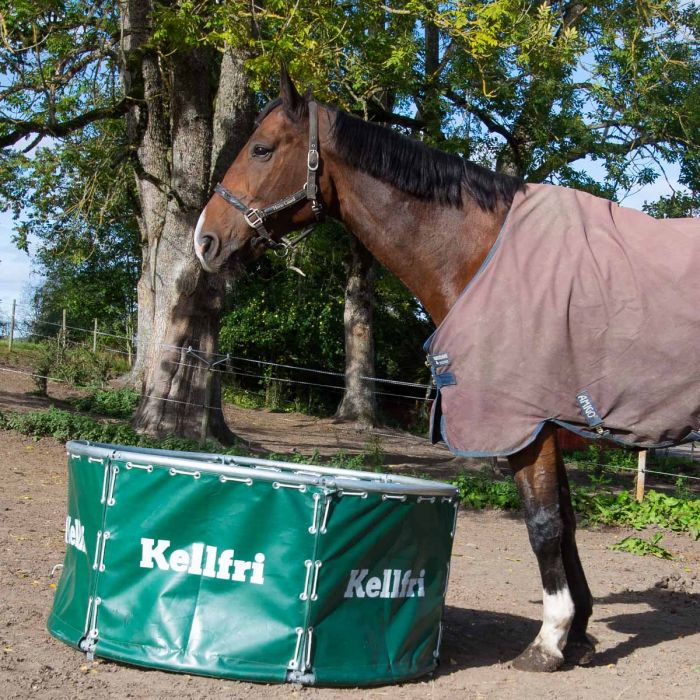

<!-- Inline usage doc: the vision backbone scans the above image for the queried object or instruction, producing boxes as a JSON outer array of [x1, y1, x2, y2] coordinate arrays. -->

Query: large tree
[[0, 0, 255, 441]]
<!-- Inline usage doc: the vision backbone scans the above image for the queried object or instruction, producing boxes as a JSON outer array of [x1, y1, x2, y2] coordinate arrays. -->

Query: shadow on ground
[[438, 584, 698, 676], [437, 606, 538, 673], [590, 586, 699, 667]]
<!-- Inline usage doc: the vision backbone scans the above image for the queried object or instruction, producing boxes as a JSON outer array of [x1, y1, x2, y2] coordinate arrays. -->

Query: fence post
[[92, 318, 98, 353], [8, 299, 16, 351], [61, 309, 67, 349], [635, 450, 647, 502]]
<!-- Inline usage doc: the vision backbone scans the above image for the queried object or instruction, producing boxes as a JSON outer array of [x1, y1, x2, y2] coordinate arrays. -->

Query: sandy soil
[[0, 370, 698, 699]]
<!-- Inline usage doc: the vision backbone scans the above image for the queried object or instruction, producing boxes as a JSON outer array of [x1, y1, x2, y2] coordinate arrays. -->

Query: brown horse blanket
[[426, 184, 700, 456]]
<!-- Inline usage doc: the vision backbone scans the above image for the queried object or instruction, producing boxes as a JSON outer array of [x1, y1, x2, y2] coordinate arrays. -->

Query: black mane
[[331, 109, 523, 211], [257, 97, 523, 211]]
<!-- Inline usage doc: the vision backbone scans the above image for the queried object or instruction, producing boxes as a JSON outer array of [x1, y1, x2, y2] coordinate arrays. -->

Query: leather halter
[[214, 101, 323, 254]]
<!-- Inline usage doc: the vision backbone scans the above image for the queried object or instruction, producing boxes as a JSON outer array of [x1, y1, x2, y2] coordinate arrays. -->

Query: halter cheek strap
[[214, 101, 323, 253]]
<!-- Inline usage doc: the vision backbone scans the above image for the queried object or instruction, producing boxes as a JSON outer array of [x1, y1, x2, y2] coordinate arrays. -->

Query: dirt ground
[[0, 370, 698, 699]]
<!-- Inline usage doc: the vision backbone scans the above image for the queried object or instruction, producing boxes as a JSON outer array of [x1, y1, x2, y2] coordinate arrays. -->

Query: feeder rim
[[66, 440, 458, 498]]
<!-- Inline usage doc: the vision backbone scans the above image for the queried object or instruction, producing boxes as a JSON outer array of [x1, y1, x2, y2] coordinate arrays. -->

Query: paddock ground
[[0, 372, 698, 699]]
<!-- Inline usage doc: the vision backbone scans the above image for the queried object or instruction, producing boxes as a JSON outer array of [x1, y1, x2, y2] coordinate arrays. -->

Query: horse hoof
[[512, 644, 564, 672], [564, 635, 596, 666]]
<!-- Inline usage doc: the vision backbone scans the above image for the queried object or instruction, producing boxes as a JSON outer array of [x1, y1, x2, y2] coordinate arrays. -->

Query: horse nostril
[[197, 233, 219, 260], [200, 236, 213, 254]]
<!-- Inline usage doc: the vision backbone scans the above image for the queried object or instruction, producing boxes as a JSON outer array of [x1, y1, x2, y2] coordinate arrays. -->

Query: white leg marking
[[535, 587, 575, 657]]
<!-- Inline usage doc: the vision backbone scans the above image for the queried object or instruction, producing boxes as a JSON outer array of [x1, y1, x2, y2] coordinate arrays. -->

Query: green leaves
[[609, 533, 674, 559], [452, 471, 521, 510], [453, 468, 700, 540], [573, 488, 700, 539]]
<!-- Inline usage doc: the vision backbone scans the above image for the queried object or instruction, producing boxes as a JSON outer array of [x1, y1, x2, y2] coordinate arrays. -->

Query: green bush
[[31, 342, 56, 395], [73, 388, 139, 418], [452, 469, 699, 539], [53, 345, 111, 386], [0, 406, 245, 456], [573, 488, 700, 539], [453, 472, 521, 510], [32, 341, 114, 389]]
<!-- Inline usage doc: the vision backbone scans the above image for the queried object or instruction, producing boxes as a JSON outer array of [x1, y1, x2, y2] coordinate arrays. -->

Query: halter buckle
[[244, 208, 264, 229], [307, 149, 319, 171]]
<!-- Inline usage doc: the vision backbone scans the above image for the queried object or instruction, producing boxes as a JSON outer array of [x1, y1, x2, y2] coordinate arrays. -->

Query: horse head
[[194, 68, 330, 274]]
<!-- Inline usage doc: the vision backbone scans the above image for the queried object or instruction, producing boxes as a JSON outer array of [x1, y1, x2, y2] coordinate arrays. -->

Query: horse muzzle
[[194, 231, 221, 273]]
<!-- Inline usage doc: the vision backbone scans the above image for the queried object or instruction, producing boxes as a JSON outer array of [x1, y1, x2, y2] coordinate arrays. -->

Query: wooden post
[[8, 299, 16, 351], [92, 318, 98, 353], [635, 450, 647, 502], [61, 309, 67, 348]]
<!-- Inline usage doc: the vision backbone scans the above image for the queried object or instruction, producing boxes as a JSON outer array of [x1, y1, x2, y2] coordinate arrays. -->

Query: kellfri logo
[[139, 538, 265, 584], [344, 568, 425, 598], [65, 515, 86, 553]]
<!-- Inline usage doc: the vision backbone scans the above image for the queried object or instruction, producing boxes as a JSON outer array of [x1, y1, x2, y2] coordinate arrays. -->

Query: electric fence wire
[[166, 358, 432, 402], [6, 313, 700, 471], [3, 324, 431, 402], [0, 365, 224, 412], [0, 364, 698, 481], [11, 318, 433, 391]]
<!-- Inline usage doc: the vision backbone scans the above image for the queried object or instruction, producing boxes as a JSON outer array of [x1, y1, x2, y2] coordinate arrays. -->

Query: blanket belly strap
[[435, 372, 456, 388]]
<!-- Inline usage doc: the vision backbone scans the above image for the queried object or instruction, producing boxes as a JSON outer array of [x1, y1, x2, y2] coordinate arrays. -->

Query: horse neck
[[325, 163, 508, 324]]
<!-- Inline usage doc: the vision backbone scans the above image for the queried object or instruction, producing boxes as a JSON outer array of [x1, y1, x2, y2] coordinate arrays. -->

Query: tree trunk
[[336, 236, 377, 426], [119, 1, 255, 442]]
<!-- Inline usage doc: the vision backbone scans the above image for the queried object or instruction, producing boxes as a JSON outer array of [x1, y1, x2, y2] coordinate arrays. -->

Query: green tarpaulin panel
[[48, 442, 457, 686]]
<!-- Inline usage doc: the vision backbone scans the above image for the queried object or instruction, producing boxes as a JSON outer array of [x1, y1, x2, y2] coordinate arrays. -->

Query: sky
[[0, 160, 686, 325], [0, 209, 36, 323]]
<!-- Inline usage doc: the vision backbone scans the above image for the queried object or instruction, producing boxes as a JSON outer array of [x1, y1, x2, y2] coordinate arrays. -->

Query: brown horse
[[193, 70, 596, 672]]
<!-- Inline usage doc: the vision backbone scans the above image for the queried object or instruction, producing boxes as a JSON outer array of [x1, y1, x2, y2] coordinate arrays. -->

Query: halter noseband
[[213, 101, 323, 255]]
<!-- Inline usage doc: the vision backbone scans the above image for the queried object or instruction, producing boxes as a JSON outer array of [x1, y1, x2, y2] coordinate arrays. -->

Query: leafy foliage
[[219, 222, 432, 419], [0, 406, 236, 454], [453, 471, 521, 510], [573, 489, 700, 540], [201, 0, 700, 196], [452, 469, 700, 539], [609, 533, 674, 559], [31, 341, 112, 387], [72, 387, 139, 419]]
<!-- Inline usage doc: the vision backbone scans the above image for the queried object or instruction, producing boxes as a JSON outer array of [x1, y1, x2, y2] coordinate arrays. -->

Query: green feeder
[[49, 441, 457, 686]]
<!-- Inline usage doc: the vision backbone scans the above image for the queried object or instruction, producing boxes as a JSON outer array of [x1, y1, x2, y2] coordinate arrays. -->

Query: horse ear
[[279, 64, 306, 120]]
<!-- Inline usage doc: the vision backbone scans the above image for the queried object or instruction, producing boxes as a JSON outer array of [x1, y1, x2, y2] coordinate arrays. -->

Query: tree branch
[[366, 100, 426, 131], [527, 134, 679, 182], [0, 98, 130, 149], [443, 89, 520, 150]]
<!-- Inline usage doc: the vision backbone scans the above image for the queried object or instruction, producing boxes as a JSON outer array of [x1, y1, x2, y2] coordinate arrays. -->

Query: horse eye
[[252, 144, 272, 157]]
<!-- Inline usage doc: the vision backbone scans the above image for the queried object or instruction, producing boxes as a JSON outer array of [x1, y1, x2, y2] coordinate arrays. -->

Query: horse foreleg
[[508, 425, 574, 672], [556, 454, 596, 664]]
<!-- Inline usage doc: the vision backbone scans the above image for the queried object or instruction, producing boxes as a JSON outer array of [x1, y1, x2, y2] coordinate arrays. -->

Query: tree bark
[[119, 1, 255, 442], [335, 236, 377, 426]]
